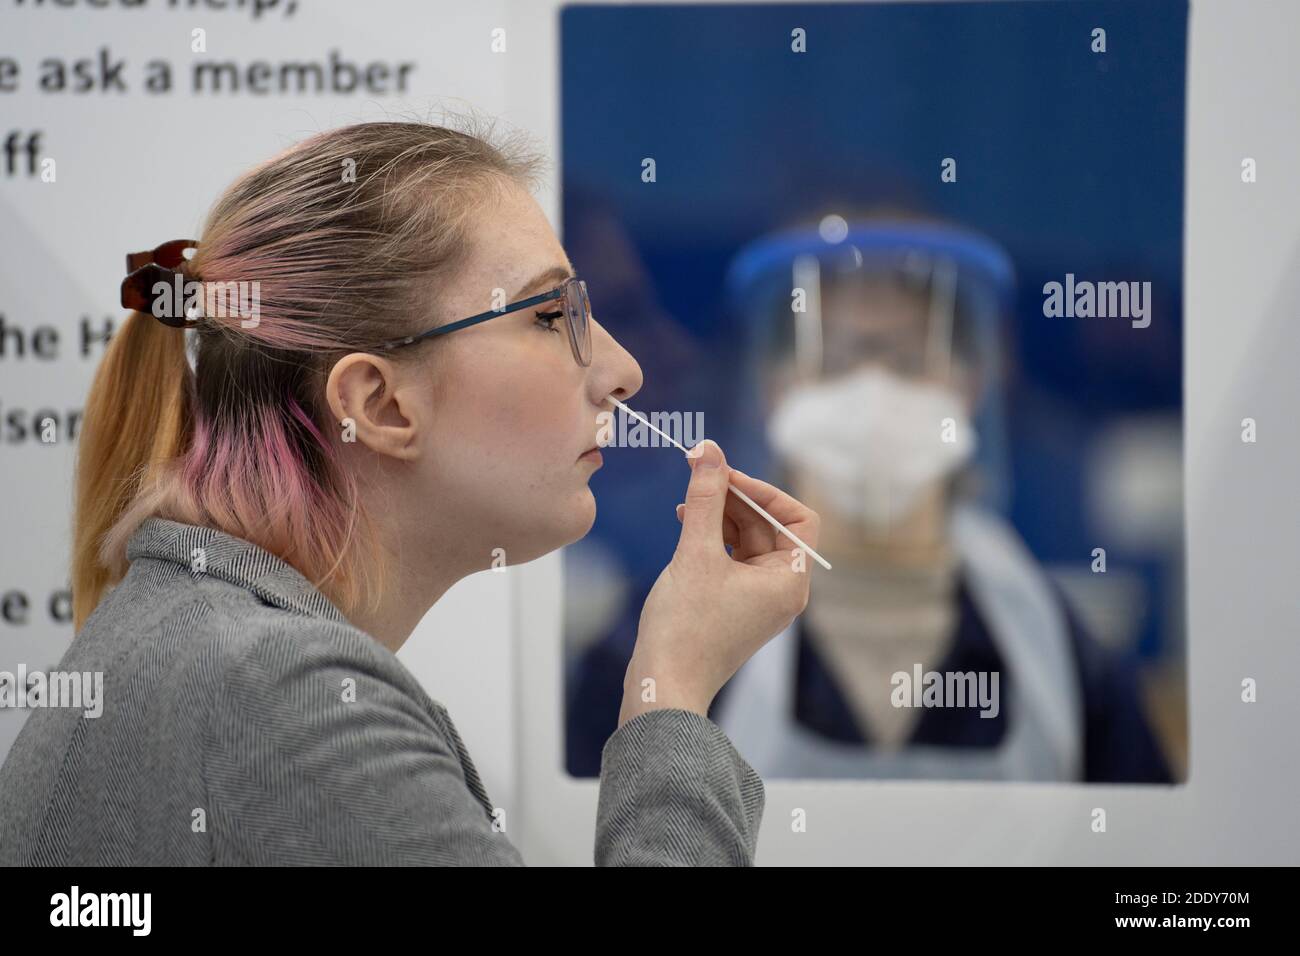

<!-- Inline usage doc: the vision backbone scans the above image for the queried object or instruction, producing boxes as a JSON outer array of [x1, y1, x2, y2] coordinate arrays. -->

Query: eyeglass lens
[[565, 279, 592, 367]]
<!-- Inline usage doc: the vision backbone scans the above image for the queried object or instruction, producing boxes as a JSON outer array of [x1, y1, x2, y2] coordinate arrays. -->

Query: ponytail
[[71, 309, 193, 632]]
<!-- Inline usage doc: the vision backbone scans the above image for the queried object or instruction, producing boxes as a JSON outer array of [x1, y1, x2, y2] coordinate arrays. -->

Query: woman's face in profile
[[404, 178, 643, 566]]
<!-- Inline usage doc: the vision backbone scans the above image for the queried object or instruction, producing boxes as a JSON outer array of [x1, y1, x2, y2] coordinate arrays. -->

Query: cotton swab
[[605, 396, 833, 571]]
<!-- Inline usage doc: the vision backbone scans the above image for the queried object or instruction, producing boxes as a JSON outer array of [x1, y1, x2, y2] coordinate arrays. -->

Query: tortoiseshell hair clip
[[121, 239, 201, 328]]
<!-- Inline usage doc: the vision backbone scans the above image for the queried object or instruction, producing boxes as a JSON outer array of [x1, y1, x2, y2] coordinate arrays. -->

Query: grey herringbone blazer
[[0, 517, 764, 866]]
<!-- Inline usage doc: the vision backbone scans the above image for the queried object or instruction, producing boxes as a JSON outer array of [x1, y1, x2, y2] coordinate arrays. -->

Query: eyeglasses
[[374, 275, 592, 367]]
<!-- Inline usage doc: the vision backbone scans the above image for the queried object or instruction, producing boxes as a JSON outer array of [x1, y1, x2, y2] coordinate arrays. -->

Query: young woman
[[0, 119, 818, 866]]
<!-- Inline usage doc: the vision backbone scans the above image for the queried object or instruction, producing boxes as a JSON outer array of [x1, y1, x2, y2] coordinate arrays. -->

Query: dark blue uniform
[[566, 573, 1174, 783]]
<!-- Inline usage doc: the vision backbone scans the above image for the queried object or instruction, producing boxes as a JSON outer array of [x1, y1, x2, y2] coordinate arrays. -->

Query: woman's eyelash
[[535, 309, 564, 332]]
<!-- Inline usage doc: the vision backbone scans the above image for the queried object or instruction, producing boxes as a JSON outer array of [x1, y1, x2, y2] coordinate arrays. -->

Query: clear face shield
[[733, 229, 1013, 532], [787, 247, 967, 387]]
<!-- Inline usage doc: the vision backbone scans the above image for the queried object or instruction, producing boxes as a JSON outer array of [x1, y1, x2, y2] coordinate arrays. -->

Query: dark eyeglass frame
[[373, 275, 592, 367]]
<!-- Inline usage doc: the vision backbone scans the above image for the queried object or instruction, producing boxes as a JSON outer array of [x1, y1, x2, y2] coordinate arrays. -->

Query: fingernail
[[697, 439, 721, 469]]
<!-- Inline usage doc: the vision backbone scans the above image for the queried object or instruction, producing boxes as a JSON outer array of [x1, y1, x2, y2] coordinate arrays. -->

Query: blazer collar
[[126, 516, 348, 626]]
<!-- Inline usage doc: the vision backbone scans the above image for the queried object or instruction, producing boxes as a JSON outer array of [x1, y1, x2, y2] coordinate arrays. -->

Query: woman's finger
[[723, 486, 777, 558], [722, 513, 743, 554], [723, 469, 820, 554], [676, 502, 742, 551]]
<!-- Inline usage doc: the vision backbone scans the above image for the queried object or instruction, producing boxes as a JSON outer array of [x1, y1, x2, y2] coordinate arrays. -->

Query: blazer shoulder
[[203, 604, 435, 716], [195, 607, 520, 864]]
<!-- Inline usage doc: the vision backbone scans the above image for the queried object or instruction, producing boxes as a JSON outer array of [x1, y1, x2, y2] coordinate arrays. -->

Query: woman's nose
[[588, 317, 643, 407]]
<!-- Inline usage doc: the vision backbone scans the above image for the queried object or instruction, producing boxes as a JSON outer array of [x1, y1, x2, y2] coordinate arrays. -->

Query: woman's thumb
[[677, 440, 729, 558]]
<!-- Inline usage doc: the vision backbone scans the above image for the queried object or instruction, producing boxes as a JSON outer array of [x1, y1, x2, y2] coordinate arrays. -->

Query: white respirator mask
[[766, 364, 977, 527]]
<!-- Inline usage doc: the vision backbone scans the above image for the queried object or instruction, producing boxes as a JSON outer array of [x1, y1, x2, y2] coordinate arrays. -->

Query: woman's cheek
[[455, 341, 579, 467]]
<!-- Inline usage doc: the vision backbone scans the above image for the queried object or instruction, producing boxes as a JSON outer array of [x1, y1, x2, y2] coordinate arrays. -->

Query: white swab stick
[[606, 396, 832, 571]]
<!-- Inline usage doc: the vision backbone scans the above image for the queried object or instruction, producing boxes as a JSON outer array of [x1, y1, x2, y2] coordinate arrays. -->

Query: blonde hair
[[72, 114, 547, 631]]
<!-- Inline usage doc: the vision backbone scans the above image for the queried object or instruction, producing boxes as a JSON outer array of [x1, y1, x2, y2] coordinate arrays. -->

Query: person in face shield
[[706, 218, 1173, 783]]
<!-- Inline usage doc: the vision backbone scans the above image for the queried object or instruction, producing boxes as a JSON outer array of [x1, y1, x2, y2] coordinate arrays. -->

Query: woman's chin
[[499, 491, 597, 565], [568, 486, 598, 541]]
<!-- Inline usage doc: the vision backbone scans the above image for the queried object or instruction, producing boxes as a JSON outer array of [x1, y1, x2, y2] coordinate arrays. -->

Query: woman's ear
[[324, 352, 423, 461]]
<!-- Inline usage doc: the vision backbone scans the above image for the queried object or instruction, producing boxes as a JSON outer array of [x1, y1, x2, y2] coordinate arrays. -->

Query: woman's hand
[[619, 439, 821, 727]]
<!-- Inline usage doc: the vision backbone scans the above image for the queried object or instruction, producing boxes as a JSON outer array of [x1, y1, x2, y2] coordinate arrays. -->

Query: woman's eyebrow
[[515, 264, 575, 299]]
